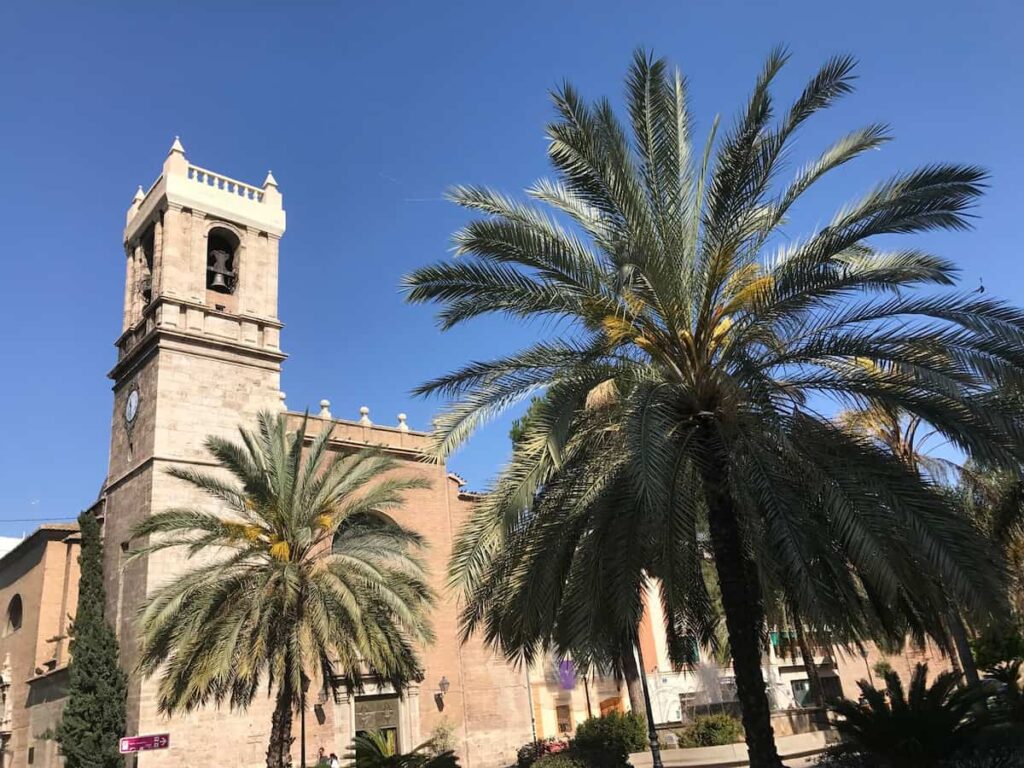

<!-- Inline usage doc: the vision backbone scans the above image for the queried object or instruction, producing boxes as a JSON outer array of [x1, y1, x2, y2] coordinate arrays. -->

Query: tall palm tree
[[403, 49, 1024, 767], [130, 412, 434, 768]]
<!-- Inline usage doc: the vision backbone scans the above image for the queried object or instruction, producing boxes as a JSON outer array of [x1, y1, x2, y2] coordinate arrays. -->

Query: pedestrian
[[329, 753, 340, 768], [316, 747, 329, 767]]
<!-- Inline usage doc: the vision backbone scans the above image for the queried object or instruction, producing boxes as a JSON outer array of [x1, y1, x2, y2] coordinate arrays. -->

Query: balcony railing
[[187, 164, 265, 202]]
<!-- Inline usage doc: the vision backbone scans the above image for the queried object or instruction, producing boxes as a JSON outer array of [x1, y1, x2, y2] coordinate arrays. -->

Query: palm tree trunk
[[945, 622, 965, 686], [949, 609, 979, 685], [622, 647, 646, 717], [699, 453, 782, 768], [267, 684, 294, 768], [792, 612, 823, 707]]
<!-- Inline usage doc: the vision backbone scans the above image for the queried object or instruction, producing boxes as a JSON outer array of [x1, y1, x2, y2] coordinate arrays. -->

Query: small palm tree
[[404, 49, 1022, 767], [349, 731, 460, 768], [830, 663, 995, 767], [130, 412, 434, 768], [986, 660, 1024, 726]]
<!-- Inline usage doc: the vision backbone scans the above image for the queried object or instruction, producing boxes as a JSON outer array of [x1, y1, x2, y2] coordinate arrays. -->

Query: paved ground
[[630, 748, 824, 767]]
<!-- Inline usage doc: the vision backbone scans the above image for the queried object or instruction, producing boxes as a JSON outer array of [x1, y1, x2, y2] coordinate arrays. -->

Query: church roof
[[0, 523, 79, 570]]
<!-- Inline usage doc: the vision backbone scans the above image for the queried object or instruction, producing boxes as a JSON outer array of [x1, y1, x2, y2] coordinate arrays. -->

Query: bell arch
[[205, 225, 241, 294]]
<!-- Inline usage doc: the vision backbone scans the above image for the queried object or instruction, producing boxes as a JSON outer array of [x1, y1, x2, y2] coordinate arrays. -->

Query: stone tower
[[100, 141, 535, 767], [102, 138, 287, 763]]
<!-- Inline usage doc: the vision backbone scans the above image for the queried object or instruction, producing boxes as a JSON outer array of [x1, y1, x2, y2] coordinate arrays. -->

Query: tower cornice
[[126, 139, 285, 241], [108, 295, 286, 383]]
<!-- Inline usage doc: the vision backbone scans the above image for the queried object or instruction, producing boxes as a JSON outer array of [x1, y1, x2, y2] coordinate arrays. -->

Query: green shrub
[[572, 711, 648, 768], [972, 624, 1024, 671], [533, 753, 588, 768], [516, 739, 569, 768], [814, 754, 878, 768], [872, 660, 894, 679], [944, 726, 1024, 768], [426, 717, 458, 756], [942, 752, 1024, 768], [816, 748, 1024, 768], [676, 714, 744, 748]]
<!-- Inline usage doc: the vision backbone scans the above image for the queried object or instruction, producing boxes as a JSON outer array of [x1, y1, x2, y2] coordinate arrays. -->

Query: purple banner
[[558, 660, 576, 690]]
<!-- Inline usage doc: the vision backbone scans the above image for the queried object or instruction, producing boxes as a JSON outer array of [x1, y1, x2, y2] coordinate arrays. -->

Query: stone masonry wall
[[295, 416, 534, 767], [111, 344, 281, 768]]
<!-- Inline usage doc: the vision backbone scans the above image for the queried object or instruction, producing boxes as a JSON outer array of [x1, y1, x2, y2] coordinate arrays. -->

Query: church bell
[[207, 249, 234, 293]]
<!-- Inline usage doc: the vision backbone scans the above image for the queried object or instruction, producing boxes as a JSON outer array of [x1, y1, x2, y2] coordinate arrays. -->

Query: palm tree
[[839, 404, 981, 684], [961, 461, 1024, 620], [830, 663, 995, 767], [348, 731, 459, 768], [130, 411, 434, 768], [838, 405, 959, 482], [510, 397, 648, 717], [779, 600, 826, 708], [403, 49, 1024, 767]]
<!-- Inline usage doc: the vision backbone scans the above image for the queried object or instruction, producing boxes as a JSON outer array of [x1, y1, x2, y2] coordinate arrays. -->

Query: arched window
[[5, 595, 22, 635], [206, 228, 239, 294], [139, 224, 155, 304]]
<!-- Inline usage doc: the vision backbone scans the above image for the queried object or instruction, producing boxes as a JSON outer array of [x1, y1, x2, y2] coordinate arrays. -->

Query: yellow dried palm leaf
[[725, 274, 774, 314], [269, 540, 291, 561], [712, 315, 734, 343], [602, 314, 636, 346]]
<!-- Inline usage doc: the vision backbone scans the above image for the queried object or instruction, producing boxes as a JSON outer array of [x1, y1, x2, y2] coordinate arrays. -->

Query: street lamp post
[[300, 676, 308, 768], [525, 666, 538, 742], [634, 645, 664, 768]]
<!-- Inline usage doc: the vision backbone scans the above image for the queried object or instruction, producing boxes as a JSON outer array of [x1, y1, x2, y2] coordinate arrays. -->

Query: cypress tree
[[56, 510, 127, 767]]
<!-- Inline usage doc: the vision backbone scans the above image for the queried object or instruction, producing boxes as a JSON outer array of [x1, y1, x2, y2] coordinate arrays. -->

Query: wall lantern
[[434, 676, 451, 712]]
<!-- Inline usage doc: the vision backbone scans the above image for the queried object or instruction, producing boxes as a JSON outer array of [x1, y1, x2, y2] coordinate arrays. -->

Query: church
[[0, 140, 952, 768], [103, 140, 542, 766], [13, 140, 535, 767]]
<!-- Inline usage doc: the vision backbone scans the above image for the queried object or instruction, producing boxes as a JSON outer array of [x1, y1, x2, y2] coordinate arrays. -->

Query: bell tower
[[101, 138, 286, 759]]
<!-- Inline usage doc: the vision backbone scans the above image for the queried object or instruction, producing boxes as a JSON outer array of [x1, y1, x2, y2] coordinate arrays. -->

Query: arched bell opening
[[206, 227, 239, 295], [139, 224, 155, 304]]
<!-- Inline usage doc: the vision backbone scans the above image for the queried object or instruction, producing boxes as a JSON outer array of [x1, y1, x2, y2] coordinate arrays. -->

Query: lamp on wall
[[434, 676, 451, 711]]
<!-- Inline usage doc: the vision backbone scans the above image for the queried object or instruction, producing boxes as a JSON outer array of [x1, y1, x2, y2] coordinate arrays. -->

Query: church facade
[[99, 140, 534, 767], [0, 140, 959, 768]]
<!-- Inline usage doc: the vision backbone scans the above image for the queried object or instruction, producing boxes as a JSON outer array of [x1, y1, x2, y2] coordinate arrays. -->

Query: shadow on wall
[[0, 546, 44, 592]]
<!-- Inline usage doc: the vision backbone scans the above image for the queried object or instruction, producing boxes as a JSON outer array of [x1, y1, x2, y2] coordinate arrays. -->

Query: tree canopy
[[56, 510, 128, 768], [131, 412, 434, 768], [405, 49, 1021, 766]]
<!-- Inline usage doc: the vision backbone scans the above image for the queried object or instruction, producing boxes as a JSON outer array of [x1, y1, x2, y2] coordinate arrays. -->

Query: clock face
[[124, 389, 140, 425]]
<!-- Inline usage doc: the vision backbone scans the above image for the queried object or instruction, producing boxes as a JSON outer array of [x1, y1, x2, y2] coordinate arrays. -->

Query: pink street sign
[[119, 734, 170, 753]]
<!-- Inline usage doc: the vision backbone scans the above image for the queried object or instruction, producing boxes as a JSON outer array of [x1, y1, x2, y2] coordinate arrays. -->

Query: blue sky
[[0, 1, 1020, 536]]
